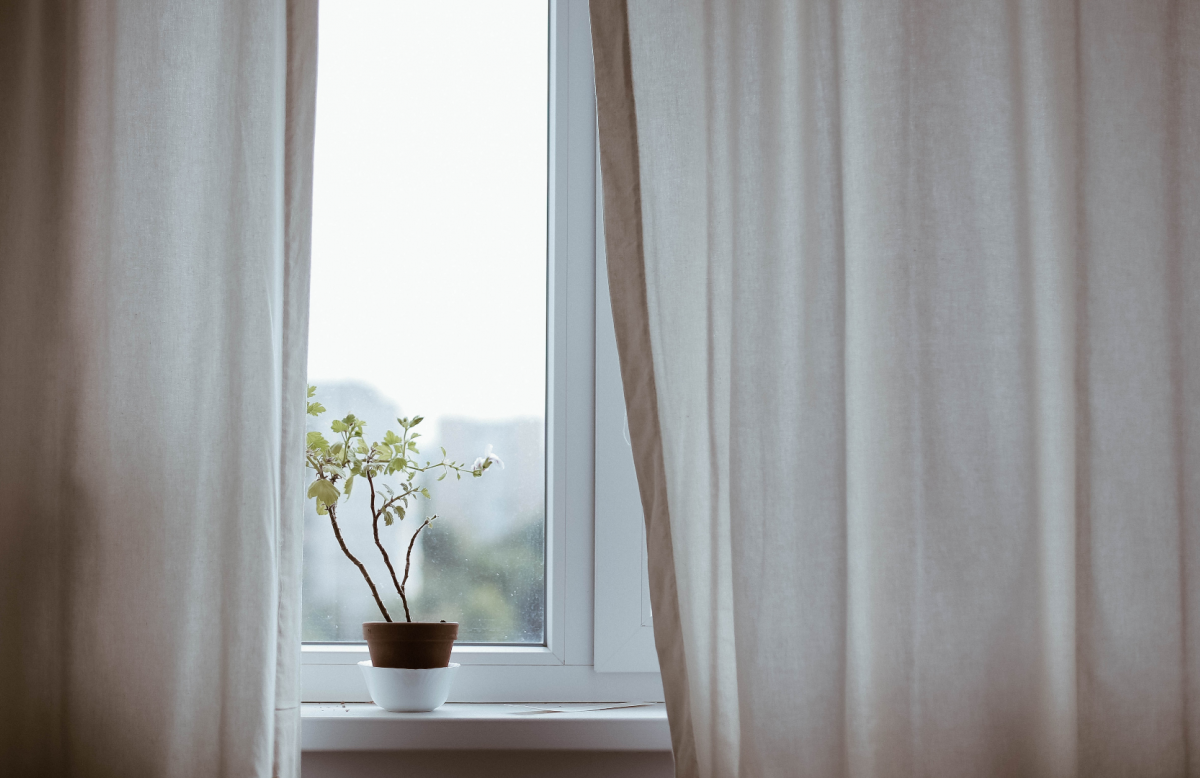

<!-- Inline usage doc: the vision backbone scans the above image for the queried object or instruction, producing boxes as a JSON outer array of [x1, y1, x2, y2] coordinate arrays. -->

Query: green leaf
[[437, 472, 447, 481], [420, 488, 431, 499], [382, 431, 402, 446], [306, 401, 326, 416], [383, 510, 393, 526], [330, 419, 348, 433], [315, 500, 328, 515], [374, 443, 394, 460], [343, 475, 355, 496], [440, 447, 447, 456], [344, 414, 358, 424], [307, 478, 340, 505], [307, 385, 316, 398], [306, 431, 329, 450], [411, 415, 424, 426]]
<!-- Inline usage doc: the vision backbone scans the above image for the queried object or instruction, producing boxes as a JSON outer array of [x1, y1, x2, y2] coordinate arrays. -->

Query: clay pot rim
[[362, 621, 460, 642]]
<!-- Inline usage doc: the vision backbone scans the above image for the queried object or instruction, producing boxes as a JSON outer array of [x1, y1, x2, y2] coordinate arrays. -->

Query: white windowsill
[[301, 702, 671, 752], [302, 645, 665, 703]]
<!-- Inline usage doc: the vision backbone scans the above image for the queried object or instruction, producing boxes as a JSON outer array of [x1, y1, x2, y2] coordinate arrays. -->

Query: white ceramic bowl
[[358, 661, 460, 712]]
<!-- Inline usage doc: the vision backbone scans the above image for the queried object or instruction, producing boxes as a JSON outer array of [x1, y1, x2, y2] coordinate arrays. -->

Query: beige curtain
[[0, 1, 316, 775], [592, 1, 1199, 776]]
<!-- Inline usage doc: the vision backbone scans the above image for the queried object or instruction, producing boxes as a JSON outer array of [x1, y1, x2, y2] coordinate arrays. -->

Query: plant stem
[[366, 467, 406, 601], [399, 517, 435, 623], [326, 501, 392, 622], [377, 486, 419, 515]]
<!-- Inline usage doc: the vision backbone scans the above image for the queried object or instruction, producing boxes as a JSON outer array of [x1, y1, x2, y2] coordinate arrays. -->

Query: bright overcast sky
[[308, 1, 548, 421]]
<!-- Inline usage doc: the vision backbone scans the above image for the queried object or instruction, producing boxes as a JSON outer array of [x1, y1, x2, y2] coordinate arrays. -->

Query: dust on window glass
[[304, 0, 548, 643]]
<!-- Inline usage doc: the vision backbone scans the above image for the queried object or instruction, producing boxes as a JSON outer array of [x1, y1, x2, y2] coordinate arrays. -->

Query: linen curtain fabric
[[592, 1, 1199, 776], [0, 1, 316, 775]]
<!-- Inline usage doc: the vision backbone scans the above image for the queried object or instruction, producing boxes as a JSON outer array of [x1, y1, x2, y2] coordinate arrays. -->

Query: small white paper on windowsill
[[503, 702, 657, 715]]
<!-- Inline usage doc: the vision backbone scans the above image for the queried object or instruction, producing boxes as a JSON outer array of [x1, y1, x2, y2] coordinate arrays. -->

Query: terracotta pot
[[363, 621, 458, 669]]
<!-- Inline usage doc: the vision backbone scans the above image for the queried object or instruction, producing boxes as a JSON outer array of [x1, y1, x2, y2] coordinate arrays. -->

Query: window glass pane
[[304, 0, 548, 644]]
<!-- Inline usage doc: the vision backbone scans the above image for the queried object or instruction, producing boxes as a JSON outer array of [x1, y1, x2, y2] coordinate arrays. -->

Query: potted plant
[[304, 385, 501, 709]]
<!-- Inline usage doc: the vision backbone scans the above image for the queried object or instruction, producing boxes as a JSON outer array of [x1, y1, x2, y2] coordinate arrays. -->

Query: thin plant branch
[[326, 501, 391, 622], [399, 517, 435, 623], [366, 466, 406, 600]]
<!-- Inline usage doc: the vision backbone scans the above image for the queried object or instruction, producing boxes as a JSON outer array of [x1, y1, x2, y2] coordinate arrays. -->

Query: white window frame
[[593, 164, 660, 673], [300, 0, 662, 703]]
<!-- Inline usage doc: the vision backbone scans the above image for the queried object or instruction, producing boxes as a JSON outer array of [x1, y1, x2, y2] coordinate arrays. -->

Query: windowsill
[[301, 702, 671, 752]]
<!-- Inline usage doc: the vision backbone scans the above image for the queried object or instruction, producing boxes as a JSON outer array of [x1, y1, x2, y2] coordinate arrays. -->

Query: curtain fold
[[0, 1, 317, 775], [592, 1, 1199, 776]]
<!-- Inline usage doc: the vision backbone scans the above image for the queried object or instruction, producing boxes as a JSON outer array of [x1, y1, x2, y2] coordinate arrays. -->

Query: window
[[302, 0, 661, 703], [304, 0, 548, 646]]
